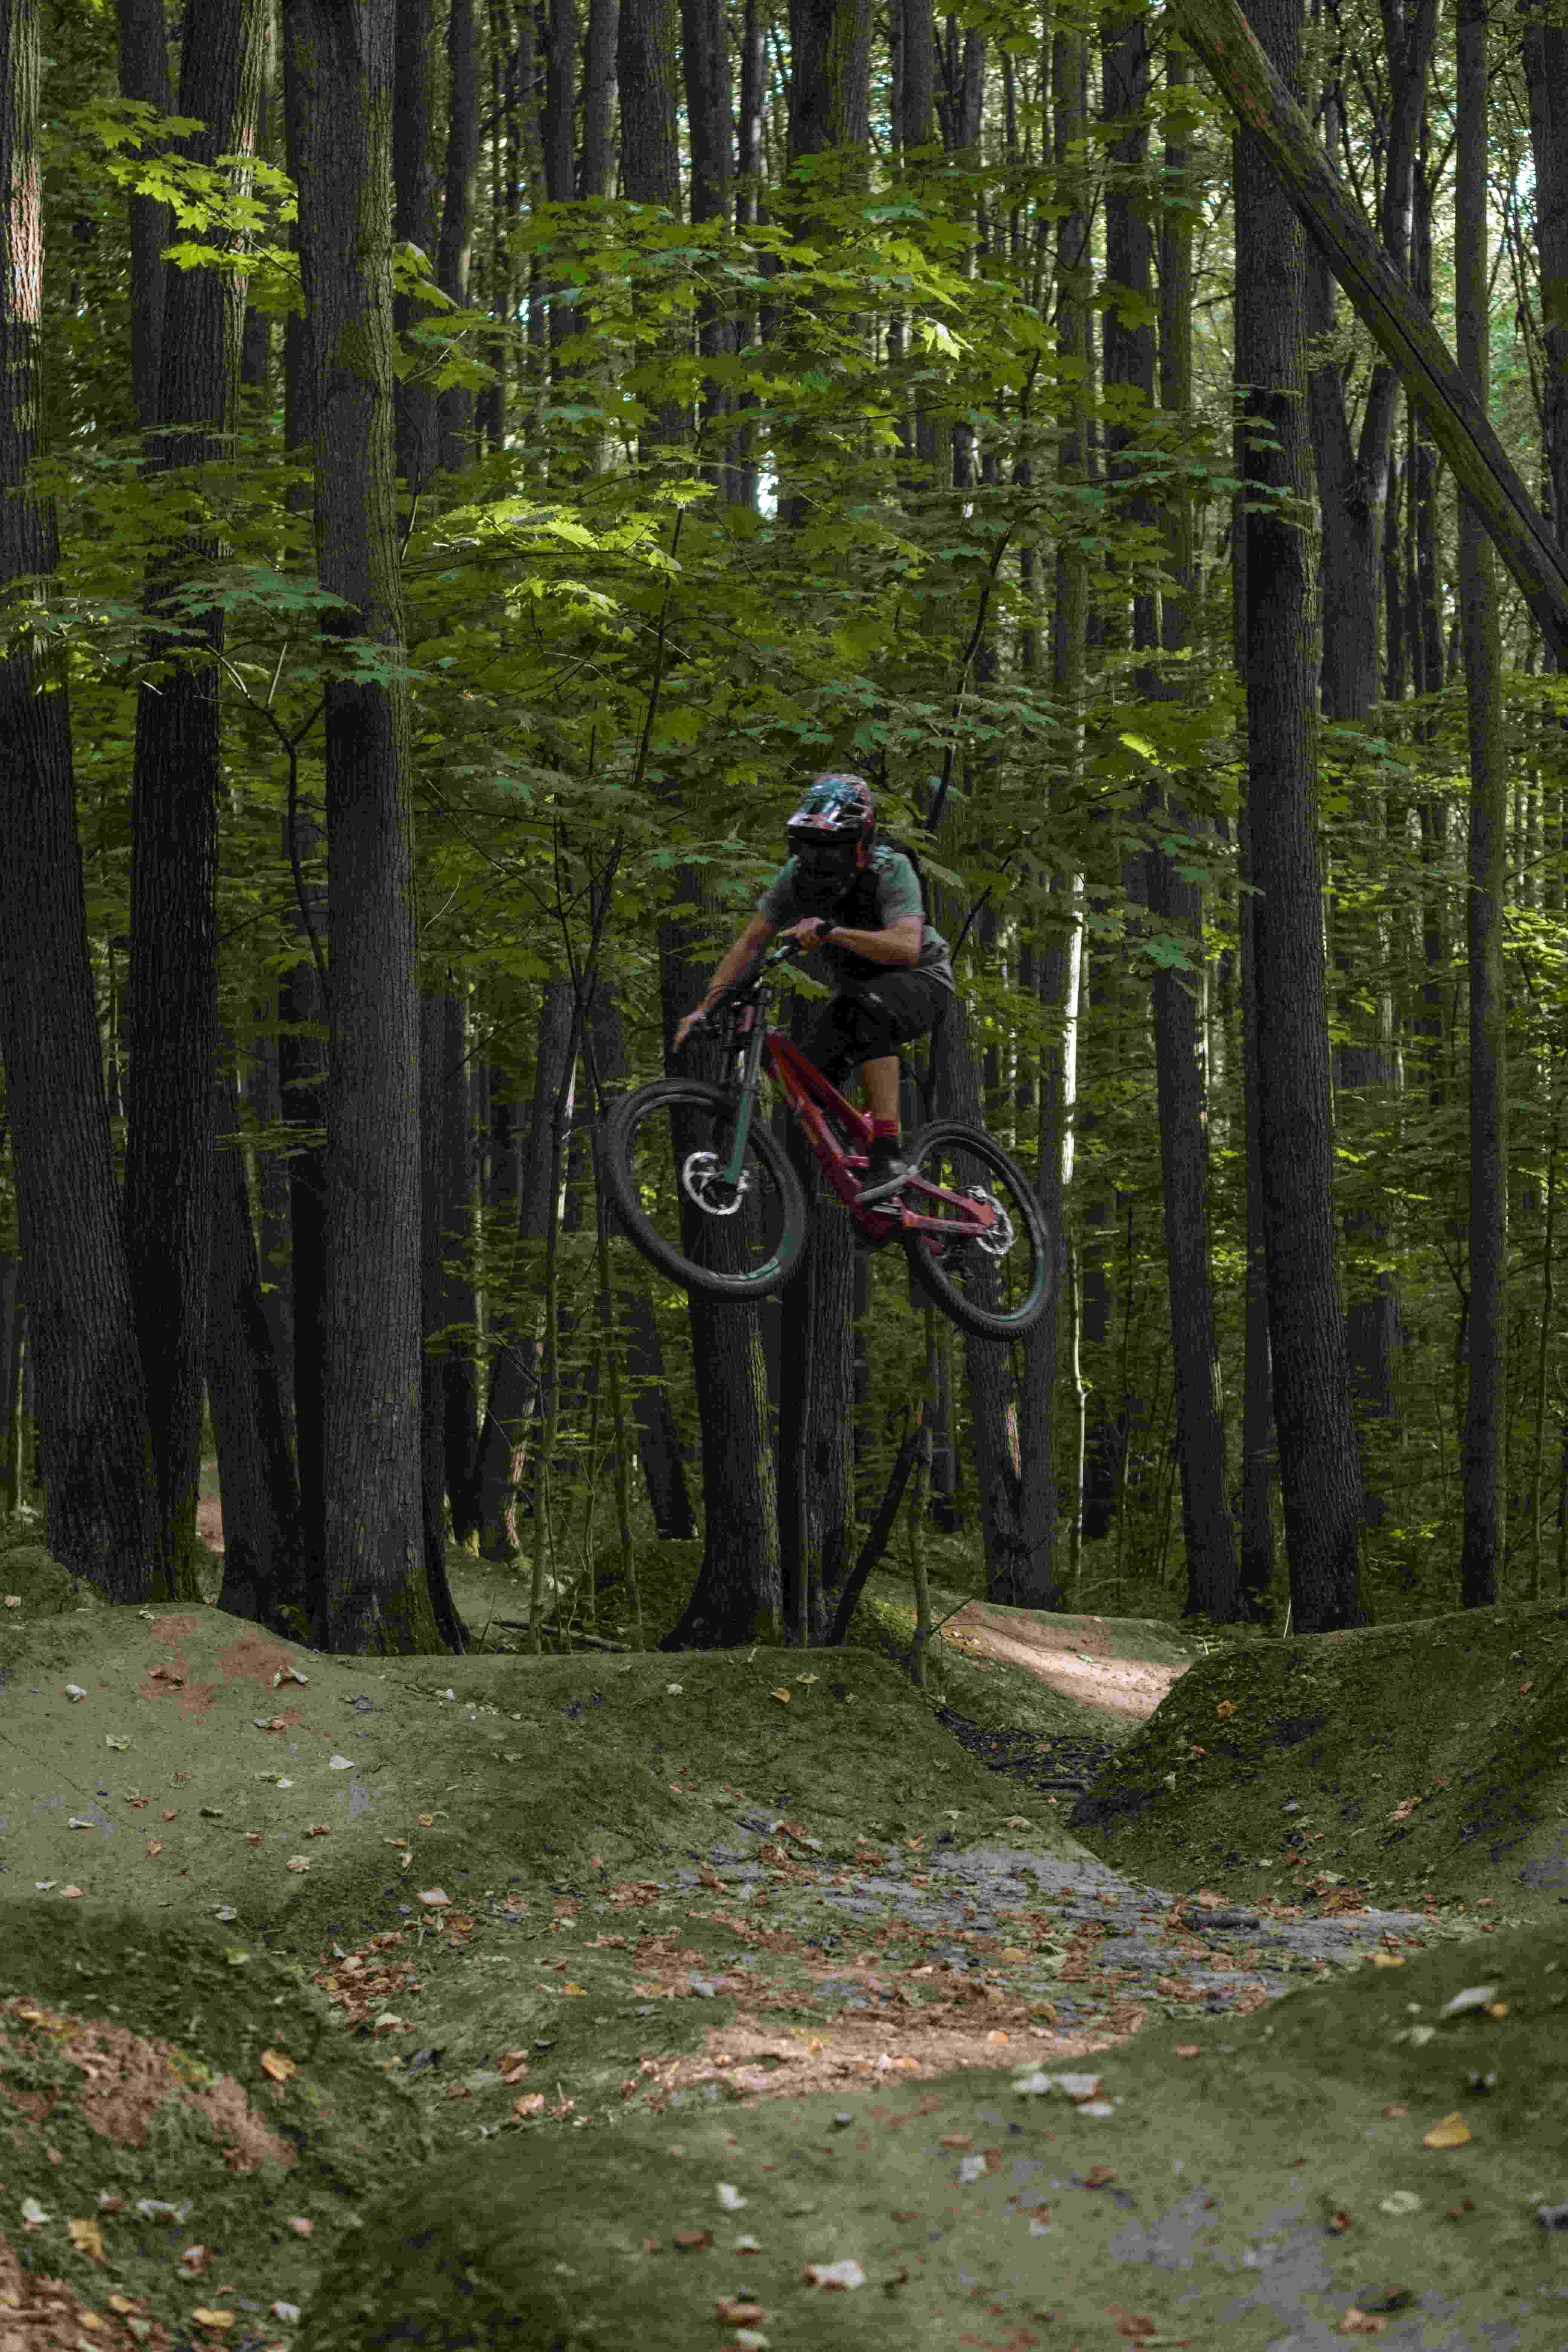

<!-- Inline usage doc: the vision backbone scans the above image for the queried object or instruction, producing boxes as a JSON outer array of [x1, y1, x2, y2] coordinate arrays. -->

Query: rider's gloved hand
[[779, 917, 830, 954], [673, 1003, 712, 1051]]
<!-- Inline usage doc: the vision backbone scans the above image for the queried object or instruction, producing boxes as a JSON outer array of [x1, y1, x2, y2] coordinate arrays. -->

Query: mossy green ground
[[1071, 1601, 1568, 1923], [3, 1519, 1566, 2347], [308, 1922, 1568, 2350]]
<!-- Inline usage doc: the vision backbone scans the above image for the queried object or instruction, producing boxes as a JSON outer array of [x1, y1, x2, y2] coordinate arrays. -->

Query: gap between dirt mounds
[[306, 1919, 1568, 2351], [1070, 1599, 1568, 1924]]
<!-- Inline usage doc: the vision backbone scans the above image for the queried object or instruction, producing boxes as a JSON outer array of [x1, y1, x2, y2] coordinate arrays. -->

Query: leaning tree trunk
[[1174, 0, 1568, 665], [286, 0, 437, 1652], [0, 0, 156, 1599], [124, 0, 264, 1601], [1235, 0, 1367, 1632]]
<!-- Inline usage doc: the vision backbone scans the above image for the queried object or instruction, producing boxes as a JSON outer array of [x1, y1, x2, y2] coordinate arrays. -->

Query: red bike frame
[[743, 1010, 1001, 1250]]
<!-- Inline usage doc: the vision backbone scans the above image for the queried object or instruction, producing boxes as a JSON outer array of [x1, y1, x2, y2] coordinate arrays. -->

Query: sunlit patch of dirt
[[944, 1606, 1189, 1720], [196, 1494, 225, 1554], [0, 1997, 296, 2173], [0, 2235, 170, 2352], [626, 2012, 1119, 2107]]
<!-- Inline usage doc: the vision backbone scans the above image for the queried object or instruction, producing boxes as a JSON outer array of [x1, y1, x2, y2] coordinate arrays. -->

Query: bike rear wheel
[[901, 1119, 1050, 1340], [602, 1078, 808, 1300]]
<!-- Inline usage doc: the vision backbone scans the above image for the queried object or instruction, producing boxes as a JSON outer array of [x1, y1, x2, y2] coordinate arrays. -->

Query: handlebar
[[676, 937, 808, 1054]]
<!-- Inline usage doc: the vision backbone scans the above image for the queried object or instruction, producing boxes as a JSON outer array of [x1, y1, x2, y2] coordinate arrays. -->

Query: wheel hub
[[681, 1150, 748, 1216]]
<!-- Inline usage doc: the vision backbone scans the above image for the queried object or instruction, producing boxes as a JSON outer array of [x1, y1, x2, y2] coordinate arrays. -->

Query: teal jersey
[[759, 847, 955, 992]]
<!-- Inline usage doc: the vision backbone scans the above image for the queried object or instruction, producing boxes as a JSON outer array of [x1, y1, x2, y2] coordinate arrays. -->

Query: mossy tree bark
[[286, 0, 437, 1652], [1234, 0, 1367, 1632], [124, 0, 265, 1602]]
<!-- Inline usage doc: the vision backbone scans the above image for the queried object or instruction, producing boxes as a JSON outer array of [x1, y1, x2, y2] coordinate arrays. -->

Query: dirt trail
[[941, 1603, 1192, 1722]]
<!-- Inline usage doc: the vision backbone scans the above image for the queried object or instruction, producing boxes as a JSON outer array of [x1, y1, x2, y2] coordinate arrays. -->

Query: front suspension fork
[[720, 1009, 769, 1187]]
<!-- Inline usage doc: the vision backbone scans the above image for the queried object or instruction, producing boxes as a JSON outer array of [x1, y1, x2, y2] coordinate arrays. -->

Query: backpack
[[832, 835, 929, 930]]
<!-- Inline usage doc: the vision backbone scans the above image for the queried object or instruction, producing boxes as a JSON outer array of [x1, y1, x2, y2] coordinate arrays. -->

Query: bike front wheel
[[601, 1078, 808, 1301], [902, 1118, 1051, 1340]]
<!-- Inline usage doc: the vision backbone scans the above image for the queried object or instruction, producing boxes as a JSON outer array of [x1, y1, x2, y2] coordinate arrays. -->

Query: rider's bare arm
[[822, 913, 922, 967], [673, 914, 775, 1049], [703, 913, 775, 1009]]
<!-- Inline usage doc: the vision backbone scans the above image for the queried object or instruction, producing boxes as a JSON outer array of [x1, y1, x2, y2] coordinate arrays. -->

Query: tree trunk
[[0, 0, 156, 1598], [279, 808, 328, 1621], [208, 1064, 308, 1632], [778, 1004, 856, 1643], [286, 0, 436, 1652], [1173, 0, 1568, 664], [1456, 0, 1505, 1609], [419, 992, 468, 1647], [682, 0, 735, 483], [475, 980, 574, 1551], [246, 1023, 295, 1442], [124, 0, 264, 1602], [578, 0, 618, 198], [1306, 0, 1431, 1433], [657, 884, 783, 1648], [117, 0, 170, 430], [899, 0, 933, 148], [441, 991, 482, 1540], [619, 0, 681, 204], [1237, 797, 1276, 1617], [392, 0, 437, 492], [588, 983, 695, 1539], [435, 0, 479, 471], [1234, 0, 1366, 1633], [1524, 0, 1568, 558], [788, 0, 872, 158]]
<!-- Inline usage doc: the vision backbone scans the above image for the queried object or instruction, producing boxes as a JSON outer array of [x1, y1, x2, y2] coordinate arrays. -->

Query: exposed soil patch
[[943, 1603, 1193, 1721]]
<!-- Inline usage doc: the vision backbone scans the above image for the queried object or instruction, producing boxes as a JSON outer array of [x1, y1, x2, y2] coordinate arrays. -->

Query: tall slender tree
[[1234, 0, 1367, 1631], [1456, 0, 1505, 1607], [124, 0, 265, 1599], [0, 0, 156, 1600], [285, 0, 437, 1651]]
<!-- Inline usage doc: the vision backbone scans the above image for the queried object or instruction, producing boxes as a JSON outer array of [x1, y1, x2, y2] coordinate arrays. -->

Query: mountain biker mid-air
[[672, 774, 956, 1205]]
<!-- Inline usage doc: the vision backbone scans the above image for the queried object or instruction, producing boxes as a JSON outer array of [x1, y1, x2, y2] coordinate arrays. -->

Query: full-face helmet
[[785, 773, 876, 889]]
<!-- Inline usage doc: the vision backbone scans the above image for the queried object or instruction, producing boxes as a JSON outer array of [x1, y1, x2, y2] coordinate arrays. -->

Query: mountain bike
[[600, 943, 1050, 1341]]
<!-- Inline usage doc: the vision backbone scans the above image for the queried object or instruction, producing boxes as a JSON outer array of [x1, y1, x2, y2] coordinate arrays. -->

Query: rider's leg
[[857, 1053, 909, 1204], [862, 1055, 900, 1123]]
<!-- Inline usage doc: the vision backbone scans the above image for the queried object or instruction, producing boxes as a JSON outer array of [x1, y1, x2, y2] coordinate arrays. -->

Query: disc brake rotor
[[681, 1150, 748, 1216]]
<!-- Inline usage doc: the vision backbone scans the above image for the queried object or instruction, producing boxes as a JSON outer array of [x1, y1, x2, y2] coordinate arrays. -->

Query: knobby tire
[[602, 1077, 808, 1301]]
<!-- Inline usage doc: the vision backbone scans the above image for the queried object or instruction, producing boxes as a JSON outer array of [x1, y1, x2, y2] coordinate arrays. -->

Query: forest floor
[[0, 1515, 1565, 2349]]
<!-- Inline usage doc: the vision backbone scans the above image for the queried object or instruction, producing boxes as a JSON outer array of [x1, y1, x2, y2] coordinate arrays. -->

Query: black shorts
[[799, 969, 951, 1083]]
